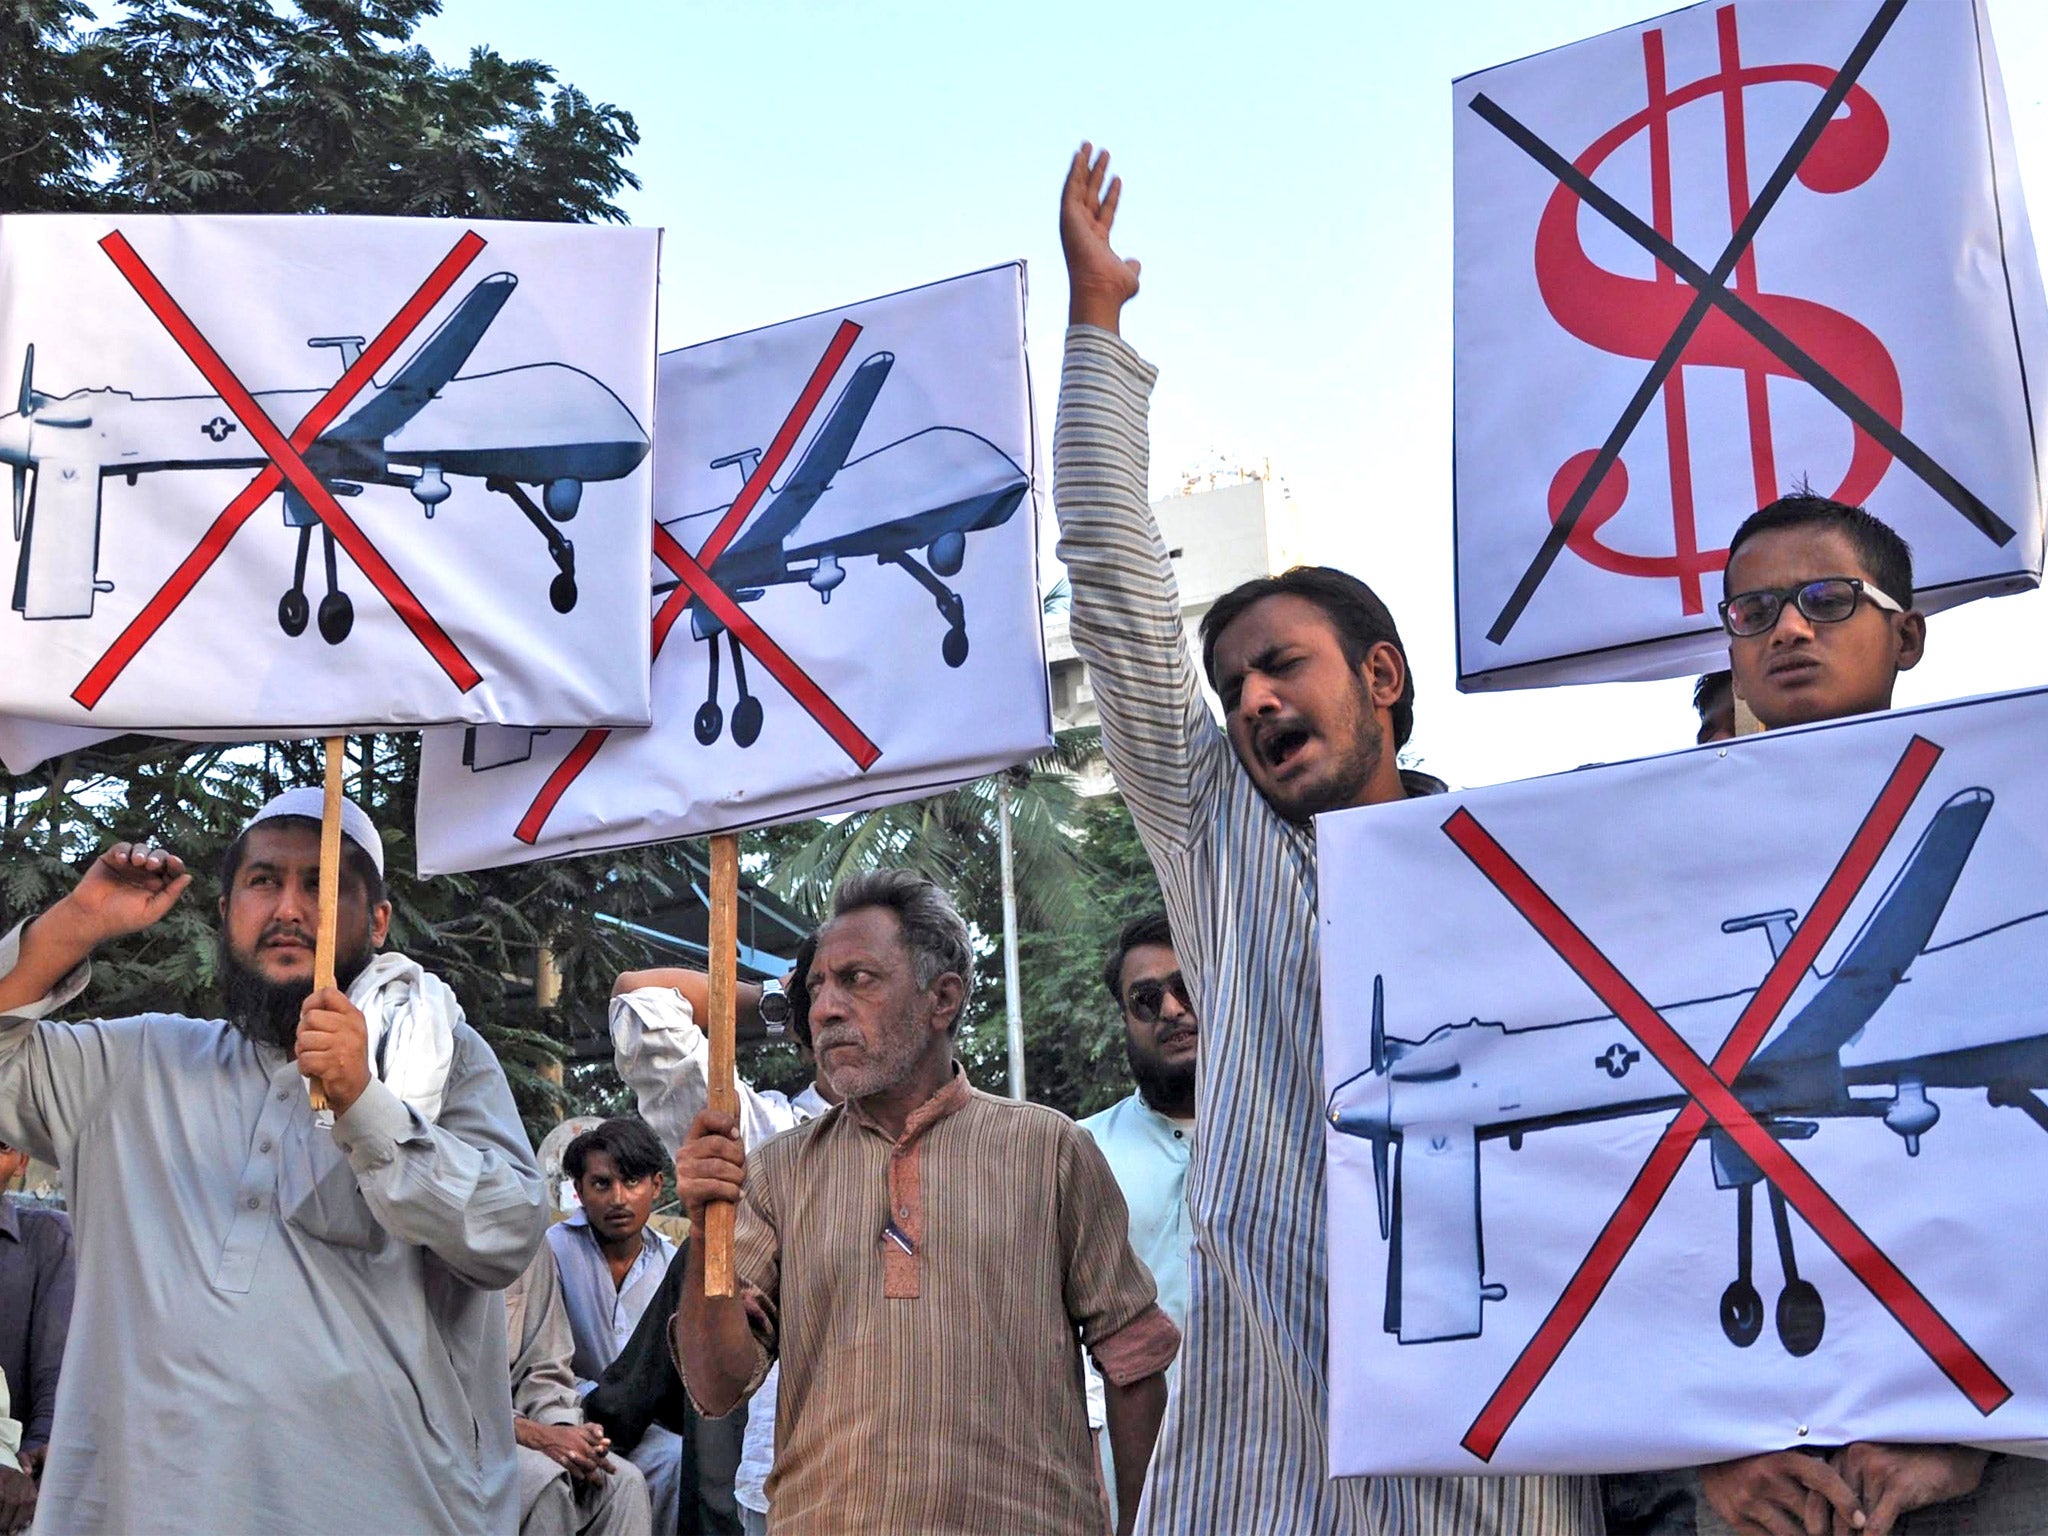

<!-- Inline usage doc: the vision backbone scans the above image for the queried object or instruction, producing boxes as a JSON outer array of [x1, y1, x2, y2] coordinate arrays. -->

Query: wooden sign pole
[[305, 735, 346, 1112], [704, 832, 741, 1297]]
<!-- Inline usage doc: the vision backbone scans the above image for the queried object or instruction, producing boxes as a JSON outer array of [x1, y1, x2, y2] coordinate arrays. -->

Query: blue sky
[[417, 0, 2048, 788]]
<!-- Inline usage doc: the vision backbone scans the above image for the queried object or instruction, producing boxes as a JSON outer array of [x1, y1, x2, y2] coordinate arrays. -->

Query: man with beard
[[0, 789, 547, 1534], [1053, 145, 1600, 1534], [1080, 912, 1196, 1527], [672, 870, 1178, 1536]]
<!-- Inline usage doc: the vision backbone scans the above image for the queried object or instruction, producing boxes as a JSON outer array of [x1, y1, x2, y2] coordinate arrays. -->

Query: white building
[[1045, 471, 1307, 792]]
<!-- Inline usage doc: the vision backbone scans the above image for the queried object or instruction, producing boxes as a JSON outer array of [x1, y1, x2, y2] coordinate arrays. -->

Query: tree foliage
[[1, 0, 639, 219]]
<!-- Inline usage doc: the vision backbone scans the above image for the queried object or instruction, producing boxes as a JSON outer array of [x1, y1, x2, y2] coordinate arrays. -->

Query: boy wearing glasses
[[1685, 494, 2047, 1536]]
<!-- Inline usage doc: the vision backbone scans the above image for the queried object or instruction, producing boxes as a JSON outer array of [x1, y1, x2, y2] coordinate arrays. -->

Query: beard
[[1126, 1037, 1197, 1118], [220, 927, 374, 1052]]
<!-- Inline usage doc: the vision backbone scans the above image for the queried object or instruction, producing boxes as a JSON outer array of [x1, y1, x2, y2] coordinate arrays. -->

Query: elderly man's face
[[805, 907, 959, 1101]]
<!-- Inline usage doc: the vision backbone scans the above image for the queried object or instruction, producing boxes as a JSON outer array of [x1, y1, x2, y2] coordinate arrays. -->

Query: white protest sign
[[1454, 0, 2047, 691], [413, 264, 1050, 876], [1318, 685, 2048, 1475], [0, 214, 658, 729]]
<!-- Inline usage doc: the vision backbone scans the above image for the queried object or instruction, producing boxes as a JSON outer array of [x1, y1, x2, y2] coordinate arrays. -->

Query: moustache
[[259, 922, 315, 948]]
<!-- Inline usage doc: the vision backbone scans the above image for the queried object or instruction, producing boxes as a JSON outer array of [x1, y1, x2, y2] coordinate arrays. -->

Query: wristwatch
[[758, 978, 791, 1033]]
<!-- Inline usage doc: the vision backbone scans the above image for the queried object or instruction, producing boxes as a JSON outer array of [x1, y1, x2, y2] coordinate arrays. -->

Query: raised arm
[[0, 843, 192, 1163], [1053, 145, 1231, 859], [610, 976, 799, 1155], [671, 1109, 776, 1419]]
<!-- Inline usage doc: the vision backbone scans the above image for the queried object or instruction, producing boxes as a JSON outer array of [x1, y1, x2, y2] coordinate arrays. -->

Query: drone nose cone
[[0, 412, 31, 469], [1329, 1084, 1394, 1142]]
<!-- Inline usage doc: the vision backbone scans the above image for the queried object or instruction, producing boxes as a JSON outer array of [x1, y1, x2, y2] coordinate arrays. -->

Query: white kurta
[[0, 925, 547, 1535]]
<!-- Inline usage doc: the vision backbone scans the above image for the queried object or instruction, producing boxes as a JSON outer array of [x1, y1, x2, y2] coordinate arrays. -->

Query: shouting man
[[0, 789, 546, 1534], [1053, 145, 1599, 1532], [672, 870, 1178, 1535]]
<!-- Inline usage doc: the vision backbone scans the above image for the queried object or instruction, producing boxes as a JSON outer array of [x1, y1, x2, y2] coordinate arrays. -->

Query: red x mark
[[71, 231, 489, 710], [513, 321, 881, 845], [1444, 735, 2009, 1462]]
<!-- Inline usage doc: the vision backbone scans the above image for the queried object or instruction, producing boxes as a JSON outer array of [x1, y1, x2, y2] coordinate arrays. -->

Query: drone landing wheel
[[549, 571, 578, 614], [941, 627, 969, 668], [732, 696, 763, 748], [694, 702, 723, 746], [317, 591, 354, 645], [1776, 1281, 1825, 1357], [1719, 1280, 1764, 1348], [279, 590, 309, 637]]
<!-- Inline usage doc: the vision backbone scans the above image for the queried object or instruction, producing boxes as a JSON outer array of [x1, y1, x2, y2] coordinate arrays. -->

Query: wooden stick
[[704, 833, 740, 1297], [306, 735, 346, 1112]]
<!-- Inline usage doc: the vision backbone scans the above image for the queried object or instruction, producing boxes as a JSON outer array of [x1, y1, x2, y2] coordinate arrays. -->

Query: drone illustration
[[660, 349, 1029, 748], [1328, 787, 2048, 1356], [0, 272, 650, 644]]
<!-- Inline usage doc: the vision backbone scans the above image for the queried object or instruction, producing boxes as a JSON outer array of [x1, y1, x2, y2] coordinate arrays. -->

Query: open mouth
[[1157, 1025, 1198, 1049], [1254, 723, 1312, 772]]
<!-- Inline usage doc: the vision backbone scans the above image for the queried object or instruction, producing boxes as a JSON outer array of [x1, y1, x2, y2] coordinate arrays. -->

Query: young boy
[[1693, 493, 2046, 1536]]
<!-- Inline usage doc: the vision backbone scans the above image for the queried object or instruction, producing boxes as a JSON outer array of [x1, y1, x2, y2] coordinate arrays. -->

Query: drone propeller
[[1371, 976, 1393, 1239], [9, 346, 31, 539]]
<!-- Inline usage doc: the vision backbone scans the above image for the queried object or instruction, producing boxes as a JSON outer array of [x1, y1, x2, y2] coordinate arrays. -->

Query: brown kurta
[[691, 1067, 1178, 1534]]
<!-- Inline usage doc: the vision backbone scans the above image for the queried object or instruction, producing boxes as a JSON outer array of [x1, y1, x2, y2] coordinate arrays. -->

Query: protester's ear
[[370, 900, 393, 950], [1895, 611, 1926, 674], [926, 972, 966, 1035], [1361, 641, 1407, 714]]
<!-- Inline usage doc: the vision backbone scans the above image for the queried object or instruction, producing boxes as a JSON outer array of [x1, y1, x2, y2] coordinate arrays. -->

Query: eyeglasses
[[1125, 973, 1192, 1024], [1718, 577, 1905, 638]]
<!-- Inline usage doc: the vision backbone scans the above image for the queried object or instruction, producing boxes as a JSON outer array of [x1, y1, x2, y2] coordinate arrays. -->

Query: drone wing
[[719, 352, 893, 565], [1752, 787, 1993, 1067], [324, 273, 518, 444]]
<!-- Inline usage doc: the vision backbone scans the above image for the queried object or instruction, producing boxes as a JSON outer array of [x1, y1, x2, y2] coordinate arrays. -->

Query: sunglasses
[[1125, 973, 1192, 1024], [1718, 576, 1904, 639]]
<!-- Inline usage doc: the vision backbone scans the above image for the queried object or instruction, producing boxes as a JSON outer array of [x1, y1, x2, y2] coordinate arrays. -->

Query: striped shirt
[[705, 1066, 1180, 1534], [1052, 325, 1602, 1535]]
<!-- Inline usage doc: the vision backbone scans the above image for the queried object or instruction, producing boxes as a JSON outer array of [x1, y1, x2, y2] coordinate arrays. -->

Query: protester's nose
[[1238, 671, 1282, 718], [274, 875, 314, 922], [1768, 597, 1815, 644]]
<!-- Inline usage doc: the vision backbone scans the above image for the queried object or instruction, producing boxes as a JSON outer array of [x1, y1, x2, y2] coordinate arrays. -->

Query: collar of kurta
[[845, 1063, 971, 1301], [846, 1061, 970, 1151]]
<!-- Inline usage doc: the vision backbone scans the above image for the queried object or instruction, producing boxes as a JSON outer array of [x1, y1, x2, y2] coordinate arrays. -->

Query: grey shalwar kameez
[[0, 924, 547, 1535]]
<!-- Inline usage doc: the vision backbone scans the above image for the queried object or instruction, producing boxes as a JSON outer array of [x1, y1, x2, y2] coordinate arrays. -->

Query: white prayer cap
[[245, 788, 386, 876]]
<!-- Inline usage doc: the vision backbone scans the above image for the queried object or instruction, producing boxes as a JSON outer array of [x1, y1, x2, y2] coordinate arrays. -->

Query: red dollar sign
[[1535, 4, 1900, 615]]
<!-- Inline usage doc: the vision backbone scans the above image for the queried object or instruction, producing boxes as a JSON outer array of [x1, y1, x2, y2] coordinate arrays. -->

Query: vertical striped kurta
[[1052, 325, 1602, 1535], [708, 1069, 1180, 1534]]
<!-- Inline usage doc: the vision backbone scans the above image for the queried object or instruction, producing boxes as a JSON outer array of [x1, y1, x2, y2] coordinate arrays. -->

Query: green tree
[[0, 0, 647, 1143]]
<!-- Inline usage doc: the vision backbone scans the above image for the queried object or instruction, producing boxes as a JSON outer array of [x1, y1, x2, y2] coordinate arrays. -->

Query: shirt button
[[258, 1139, 273, 1153], [246, 1196, 261, 1210], [1174, 1130, 1184, 1140], [276, 1090, 290, 1102], [897, 1208, 910, 1219]]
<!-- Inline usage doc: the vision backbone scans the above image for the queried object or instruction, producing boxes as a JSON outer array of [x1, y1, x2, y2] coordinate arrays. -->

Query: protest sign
[[0, 214, 658, 728], [413, 263, 1049, 876], [1453, 0, 2047, 690], [1320, 685, 2048, 1473]]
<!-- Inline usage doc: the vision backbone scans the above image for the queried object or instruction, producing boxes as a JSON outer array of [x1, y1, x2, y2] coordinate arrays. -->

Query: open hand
[[297, 985, 371, 1114], [1699, 1449, 1864, 1536], [1062, 143, 1142, 332], [1832, 1443, 1987, 1536], [675, 1108, 746, 1229]]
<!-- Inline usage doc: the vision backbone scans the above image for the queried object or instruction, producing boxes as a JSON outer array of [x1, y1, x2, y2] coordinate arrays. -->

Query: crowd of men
[[0, 144, 2041, 1536]]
